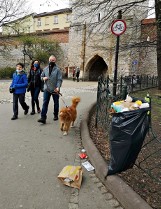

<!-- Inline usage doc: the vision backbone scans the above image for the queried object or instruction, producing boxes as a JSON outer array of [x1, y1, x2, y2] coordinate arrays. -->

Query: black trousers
[[13, 93, 28, 116]]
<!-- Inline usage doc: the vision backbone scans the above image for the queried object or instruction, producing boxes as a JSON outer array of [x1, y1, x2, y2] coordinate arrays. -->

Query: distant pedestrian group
[[72, 67, 80, 82]]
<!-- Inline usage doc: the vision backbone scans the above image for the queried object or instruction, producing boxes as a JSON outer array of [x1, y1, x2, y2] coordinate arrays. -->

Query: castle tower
[[68, 0, 152, 81]]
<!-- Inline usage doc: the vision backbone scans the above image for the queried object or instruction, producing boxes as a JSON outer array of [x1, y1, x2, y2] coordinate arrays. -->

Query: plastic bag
[[107, 107, 150, 175]]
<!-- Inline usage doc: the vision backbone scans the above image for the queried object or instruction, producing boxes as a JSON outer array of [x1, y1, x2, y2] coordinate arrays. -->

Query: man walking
[[38, 55, 62, 124]]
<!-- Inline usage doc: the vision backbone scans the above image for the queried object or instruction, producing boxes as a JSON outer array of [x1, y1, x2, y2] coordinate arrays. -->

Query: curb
[[80, 102, 152, 209]]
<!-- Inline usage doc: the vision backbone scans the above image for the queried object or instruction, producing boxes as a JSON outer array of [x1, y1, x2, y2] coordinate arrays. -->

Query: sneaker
[[37, 108, 41, 113], [37, 118, 46, 124], [53, 116, 58, 121], [11, 115, 18, 120], [30, 110, 35, 115], [24, 106, 29, 115]]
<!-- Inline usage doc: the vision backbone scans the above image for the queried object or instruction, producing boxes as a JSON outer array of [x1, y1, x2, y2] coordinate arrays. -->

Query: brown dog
[[59, 97, 80, 136]]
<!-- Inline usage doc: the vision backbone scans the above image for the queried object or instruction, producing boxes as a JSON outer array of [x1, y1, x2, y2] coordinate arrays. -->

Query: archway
[[85, 55, 108, 81]]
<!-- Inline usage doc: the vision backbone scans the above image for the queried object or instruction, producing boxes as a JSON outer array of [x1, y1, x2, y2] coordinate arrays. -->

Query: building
[[34, 8, 71, 33], [67, 0, 156, 81], [2, 14, 35, 35], [2, 8, 72, 35]]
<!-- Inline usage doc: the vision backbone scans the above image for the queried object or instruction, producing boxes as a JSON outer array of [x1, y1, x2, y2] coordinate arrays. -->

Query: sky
[[27, 0, 69, 13], [28, 0, 155, 17], [148, 0, 155, 18]]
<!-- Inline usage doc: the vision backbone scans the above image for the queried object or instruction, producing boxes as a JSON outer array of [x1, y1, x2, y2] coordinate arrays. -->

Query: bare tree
[[155, 0, 161, 89], [0, 0, 29, 58], [0, 0, 29, 26]]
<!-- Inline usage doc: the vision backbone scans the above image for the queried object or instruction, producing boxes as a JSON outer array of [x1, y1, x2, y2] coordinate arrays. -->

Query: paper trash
[[82, 161, 95, 171], [58, 165, 83, 189]]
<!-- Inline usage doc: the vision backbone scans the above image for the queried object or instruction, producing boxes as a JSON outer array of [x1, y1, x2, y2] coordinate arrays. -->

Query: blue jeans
[[30, 86, 40, 111], [41, 90, 59, 119]]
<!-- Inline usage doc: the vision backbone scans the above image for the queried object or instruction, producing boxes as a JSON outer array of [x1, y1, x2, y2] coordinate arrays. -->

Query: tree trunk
[[155, 0, 161, 89]]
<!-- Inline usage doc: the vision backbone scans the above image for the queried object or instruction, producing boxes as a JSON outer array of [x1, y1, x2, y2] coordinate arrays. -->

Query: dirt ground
[[89, 88, 161, 209]]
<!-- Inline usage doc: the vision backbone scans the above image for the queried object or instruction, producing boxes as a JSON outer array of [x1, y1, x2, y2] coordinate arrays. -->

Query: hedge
[[0, 67, 15, 79]]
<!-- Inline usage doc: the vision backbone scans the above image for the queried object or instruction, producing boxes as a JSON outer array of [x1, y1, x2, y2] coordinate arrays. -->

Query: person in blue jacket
[[10, 63, 29, 120]]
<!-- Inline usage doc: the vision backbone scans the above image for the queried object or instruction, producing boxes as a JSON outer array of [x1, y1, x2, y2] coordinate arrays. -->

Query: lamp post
[[82, 22, 86, 81], [22, 44, 26, 70]]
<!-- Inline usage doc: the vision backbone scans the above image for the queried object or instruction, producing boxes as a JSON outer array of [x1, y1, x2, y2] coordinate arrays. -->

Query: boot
[[53, 115, 58, 121], [11, 115, 18, 120], [37, 118, 46, 124], [24, 106, 29, 115], [30, 110, 35, 115]]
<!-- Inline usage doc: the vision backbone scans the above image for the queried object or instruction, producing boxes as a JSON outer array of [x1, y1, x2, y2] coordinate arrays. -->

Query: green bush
[[0, 67, 15, 79]]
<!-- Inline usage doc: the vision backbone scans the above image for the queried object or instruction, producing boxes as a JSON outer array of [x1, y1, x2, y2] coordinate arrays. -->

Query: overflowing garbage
[[107, 94, 150, 175], [110, 95, 149, 113]]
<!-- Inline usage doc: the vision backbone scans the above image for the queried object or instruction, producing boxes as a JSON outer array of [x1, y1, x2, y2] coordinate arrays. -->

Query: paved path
[[0, 80, 123, 209]]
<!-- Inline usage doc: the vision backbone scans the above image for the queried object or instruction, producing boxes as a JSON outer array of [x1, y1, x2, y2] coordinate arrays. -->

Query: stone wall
[[0, 30, 69, 71], [138, 18, 157, 75]]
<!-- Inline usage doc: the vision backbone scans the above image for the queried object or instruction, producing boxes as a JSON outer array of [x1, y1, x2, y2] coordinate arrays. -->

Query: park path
[[0, 80, 123, 209]]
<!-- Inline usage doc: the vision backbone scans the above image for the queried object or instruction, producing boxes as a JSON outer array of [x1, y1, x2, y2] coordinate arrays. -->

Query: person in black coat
[[76, 67, 80, 82], [28, 60, 42, 115]]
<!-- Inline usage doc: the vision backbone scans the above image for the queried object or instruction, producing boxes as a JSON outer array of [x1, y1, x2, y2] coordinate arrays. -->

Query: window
[[45, 17, 49, 25], [66, 14, 70, 22], [53, 16, 58, 24], [37, 18, 41, 26]]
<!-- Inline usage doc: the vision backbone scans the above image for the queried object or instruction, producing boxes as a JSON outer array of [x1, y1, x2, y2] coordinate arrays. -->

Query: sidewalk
[[0, 80, 122, 209]]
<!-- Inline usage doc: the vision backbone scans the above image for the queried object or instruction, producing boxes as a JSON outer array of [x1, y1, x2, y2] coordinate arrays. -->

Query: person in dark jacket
[[10, 63, 29, 120], [28, 60, 42, 115], [38, 55, 62, 124], [76, 67, 80, 82]]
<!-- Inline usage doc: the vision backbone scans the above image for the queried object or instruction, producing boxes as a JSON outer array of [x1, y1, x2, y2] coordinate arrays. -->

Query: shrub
[[0, 67, 15, 79]]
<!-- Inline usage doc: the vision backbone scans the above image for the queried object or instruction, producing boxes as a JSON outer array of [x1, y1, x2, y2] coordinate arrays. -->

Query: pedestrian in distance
[[38, 55, 63, 124], [76, 67, 80, 82], [10, 63, 29, 120], [72, 68, 76, 81], [27, 60, 42, 115]]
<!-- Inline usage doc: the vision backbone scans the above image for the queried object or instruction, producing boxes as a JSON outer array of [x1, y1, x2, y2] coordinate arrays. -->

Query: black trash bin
[[107, 106, 150, 175]]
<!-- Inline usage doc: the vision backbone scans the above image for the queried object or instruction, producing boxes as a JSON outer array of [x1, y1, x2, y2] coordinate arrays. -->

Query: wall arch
[[85, 55, 108, 81]]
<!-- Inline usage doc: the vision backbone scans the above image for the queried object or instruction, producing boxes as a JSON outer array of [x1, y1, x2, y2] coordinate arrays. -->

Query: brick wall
[[34, 29, 69, 43], [141, 18, 156, 42]]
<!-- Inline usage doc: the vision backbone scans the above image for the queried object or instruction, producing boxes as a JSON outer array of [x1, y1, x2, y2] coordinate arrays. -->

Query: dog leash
[[46, 88, 68, 108], [45, 79, 68, 107], [59, 93, 68, 108]]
